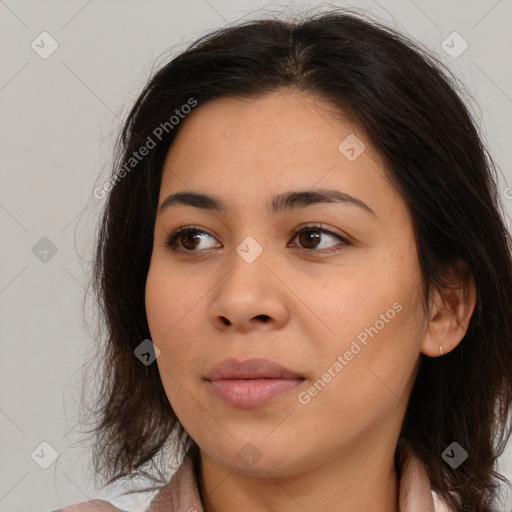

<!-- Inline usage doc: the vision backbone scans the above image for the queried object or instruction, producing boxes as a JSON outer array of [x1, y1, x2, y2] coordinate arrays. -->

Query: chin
[[202, 437, 313, 477]]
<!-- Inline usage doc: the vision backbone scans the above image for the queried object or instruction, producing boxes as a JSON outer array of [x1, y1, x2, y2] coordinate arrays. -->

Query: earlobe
[[420, 273, 476, 357]]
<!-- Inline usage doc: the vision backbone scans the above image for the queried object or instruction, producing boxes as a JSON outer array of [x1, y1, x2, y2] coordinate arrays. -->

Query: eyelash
[[164, 224, 351, 255]]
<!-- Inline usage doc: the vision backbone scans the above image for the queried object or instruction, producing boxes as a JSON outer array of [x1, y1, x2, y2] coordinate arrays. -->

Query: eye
[[289, 224, 350, 253], [164, 226, 220, 252], [164, 224, 351, 254]]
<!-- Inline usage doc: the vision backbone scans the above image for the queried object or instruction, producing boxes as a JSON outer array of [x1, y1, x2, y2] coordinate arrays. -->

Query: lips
[[205, 357, 304, 381], [205, 357, 305, 408]]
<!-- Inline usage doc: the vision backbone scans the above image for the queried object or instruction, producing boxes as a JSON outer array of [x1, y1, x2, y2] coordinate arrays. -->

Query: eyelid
[[164, 223, 352, 254], [289, 223, 351, 252], [291, 223, 351, 241], [164, 225, 220, 251]]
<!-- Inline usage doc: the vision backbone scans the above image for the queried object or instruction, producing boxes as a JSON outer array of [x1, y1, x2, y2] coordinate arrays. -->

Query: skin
[[145, 89, 476, 512]]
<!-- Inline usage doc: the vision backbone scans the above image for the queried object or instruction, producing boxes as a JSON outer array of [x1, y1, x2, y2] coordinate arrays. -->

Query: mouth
[[205, 357, 305, 408]]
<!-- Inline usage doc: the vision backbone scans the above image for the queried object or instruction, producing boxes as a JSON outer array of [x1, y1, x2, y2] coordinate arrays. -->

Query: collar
[[145, 442, 452, 512]]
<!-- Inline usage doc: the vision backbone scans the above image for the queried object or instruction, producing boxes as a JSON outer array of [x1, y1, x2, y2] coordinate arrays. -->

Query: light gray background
[[1, 1, 511, 511]]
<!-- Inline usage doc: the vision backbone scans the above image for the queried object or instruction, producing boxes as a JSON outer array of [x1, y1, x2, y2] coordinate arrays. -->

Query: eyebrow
[[159, 188, 376, 217]]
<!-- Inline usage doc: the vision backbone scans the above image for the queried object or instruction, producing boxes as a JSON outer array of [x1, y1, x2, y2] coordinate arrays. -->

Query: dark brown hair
[[79, 8, 512, 511]]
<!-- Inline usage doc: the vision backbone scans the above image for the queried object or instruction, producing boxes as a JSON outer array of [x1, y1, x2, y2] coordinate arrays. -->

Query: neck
[[197, 437, 400, 512]]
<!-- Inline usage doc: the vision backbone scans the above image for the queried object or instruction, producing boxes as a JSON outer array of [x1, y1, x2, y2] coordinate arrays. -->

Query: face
[[145, 90, 428, 476]]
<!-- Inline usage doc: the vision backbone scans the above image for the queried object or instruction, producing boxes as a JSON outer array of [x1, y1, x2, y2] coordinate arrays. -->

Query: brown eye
[[165, 227, 220, 252], [290, 225, 350, 253], [297, 229, 322, 249], [179, 231, 202, 250], [164, 225, 349, 255]]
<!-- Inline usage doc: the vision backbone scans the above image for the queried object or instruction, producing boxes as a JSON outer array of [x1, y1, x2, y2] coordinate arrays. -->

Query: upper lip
[[205, 357, 304, 381]]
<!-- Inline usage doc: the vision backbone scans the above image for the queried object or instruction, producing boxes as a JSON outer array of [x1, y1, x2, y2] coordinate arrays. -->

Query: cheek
[[145, 264, 203, 423], [301, 301, 423, 444], [145, 257, 218, 382], [146, 262, 194, 380], [145, 258, 202, 339], [307, 250, 424, 405]]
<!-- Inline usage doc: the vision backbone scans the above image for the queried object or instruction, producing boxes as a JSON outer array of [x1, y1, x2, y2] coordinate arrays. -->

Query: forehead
[[164, 91, 361, 165], [159, 91, 398, 217]]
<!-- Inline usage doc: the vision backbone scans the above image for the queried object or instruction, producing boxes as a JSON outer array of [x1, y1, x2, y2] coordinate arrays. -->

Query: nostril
[[255, 314, 271, 322], [220, 317, 231, 326]]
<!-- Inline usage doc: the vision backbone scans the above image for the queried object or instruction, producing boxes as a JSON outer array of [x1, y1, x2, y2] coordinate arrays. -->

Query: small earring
[[439, 345, 444, 356]]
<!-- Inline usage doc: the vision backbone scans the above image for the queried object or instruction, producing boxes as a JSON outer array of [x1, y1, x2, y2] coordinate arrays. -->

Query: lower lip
[[207, 378, 304, 407]]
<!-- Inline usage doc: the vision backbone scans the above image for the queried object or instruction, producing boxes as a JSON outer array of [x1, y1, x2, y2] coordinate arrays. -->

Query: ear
[[420, 267, 476, 357]]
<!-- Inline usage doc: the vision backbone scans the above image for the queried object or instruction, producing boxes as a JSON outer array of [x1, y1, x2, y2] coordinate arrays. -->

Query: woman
[[54, 8, 512, 512]]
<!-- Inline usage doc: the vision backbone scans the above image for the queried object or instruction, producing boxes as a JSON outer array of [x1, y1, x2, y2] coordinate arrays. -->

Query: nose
[[208, 246, 290, 333]]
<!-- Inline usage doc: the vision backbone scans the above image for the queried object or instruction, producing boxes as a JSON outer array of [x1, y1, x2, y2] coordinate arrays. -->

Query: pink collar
[[145, 443, 452, 512]]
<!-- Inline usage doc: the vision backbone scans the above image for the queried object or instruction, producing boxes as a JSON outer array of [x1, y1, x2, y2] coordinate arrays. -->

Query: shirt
[[52, 441, 453, 512]]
